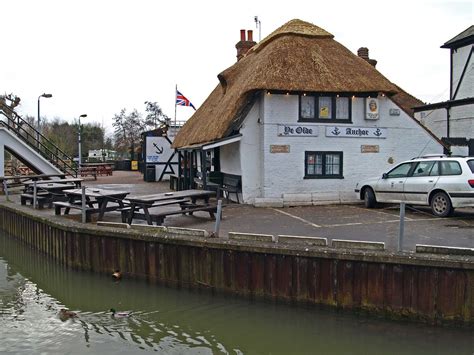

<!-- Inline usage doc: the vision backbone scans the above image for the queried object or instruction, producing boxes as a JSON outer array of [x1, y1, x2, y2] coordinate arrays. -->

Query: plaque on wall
[[361, 145, 380, 153], [270, 145, 290, 153]]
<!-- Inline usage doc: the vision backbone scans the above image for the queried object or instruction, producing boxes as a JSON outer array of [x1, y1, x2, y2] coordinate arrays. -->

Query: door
[[403, 161, 440, 204], [375, 162, 414, 203]]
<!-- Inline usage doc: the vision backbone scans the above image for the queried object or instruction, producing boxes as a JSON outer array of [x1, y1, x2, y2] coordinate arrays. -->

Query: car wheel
[[364, 188, 377, 208], [430, 192, 453, 217]]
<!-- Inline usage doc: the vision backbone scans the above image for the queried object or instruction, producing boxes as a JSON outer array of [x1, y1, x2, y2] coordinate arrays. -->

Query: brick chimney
[[357, 47, 377, 67], [236, 29, 257, 61]]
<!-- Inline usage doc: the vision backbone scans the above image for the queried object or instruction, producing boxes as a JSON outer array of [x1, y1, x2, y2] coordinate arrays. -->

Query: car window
[[468, 160, 474, 174], [429, 161, 440, 176], [386, 162, 413, 178], [412, 161, 436, 177], [440, 161, 462, 175]]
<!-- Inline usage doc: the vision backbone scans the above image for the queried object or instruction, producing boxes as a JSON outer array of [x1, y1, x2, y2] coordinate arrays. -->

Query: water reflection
[[0, 232, 472, 354]]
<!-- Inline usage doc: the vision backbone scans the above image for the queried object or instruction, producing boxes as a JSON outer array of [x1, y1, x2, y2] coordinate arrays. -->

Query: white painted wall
[[415, 103, 474, 141], [239, 102, 263, 203], [236, 93, 444, 205], [452, 45, 473, 100], [0, 142, 4, 177], [416, 108, 447, 138], [450, 104, 474, 138], [219, 142, 241, 176]]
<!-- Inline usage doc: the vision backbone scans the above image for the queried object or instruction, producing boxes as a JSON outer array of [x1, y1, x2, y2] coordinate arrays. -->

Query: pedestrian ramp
[[0, 126, 62, 176]]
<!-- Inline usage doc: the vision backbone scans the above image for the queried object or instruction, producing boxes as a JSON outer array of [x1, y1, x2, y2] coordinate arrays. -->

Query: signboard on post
[[146, 136, 173, 163]]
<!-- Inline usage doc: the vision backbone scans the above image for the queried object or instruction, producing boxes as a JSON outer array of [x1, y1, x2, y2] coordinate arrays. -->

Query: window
[[305, 151, 343, 179], [412, 161, 436, 177], [468, 160, 474, 173], [440, 161, 462, 175], [299, 94, 351, 122], [386, 163, 413, 179]]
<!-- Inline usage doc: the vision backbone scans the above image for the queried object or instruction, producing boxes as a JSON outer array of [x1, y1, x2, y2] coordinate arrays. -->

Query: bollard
[[33, 181, 37, 209], [398, 202, 405, 252], [214, 199, 223, 237], [81, 186, 86, 223]]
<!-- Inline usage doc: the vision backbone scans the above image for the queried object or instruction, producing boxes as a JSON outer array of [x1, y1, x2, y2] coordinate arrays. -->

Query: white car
[[355, 156, 474, 217]]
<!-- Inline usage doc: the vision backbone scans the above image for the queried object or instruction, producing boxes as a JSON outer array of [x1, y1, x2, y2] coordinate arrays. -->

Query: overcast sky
[[1, 0, 472, 136]]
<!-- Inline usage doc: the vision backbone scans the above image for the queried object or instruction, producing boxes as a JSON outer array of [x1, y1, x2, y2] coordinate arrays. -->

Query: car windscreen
[[468, 160, 474, 174]]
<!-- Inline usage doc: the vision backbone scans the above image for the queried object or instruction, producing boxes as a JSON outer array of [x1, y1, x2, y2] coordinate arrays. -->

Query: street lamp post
[[78, 114, 87, 166], [37, 93, 52, 146]]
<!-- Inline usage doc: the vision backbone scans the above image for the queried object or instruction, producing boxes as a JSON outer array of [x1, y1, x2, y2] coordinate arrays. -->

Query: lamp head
[[79, 114, 87, 118], [42, 93, 53, 98]]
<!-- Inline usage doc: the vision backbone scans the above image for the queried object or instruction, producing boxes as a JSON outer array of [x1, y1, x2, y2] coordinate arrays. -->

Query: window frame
[[304, 151, 344, 179], [299, 94, 352, 123]]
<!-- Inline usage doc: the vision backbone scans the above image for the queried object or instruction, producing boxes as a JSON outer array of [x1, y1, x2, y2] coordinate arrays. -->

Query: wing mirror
[[382, 173, 388, 179]]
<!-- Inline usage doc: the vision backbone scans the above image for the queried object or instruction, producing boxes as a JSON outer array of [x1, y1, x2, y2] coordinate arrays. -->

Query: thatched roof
[[172, 19, 414, 149]]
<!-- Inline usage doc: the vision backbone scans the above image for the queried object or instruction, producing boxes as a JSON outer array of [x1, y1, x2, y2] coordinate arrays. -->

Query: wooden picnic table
[[80, 163, 113, 177], [23, 178, 83, 188], [0, 173, 67, 182], [21, 182, 78, 208], [123, 189, 217, 225], [54, 188, 129, 222]]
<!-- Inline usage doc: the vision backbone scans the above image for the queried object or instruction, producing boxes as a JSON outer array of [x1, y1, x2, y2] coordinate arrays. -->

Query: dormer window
[[299, 94, 352, 123]]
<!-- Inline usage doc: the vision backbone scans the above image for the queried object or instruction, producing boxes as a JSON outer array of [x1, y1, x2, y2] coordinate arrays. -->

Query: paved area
[[3, 171, 474, 251]]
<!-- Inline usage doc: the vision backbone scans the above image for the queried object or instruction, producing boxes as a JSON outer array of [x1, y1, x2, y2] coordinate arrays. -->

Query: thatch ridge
[[173, 19, 416, 149]]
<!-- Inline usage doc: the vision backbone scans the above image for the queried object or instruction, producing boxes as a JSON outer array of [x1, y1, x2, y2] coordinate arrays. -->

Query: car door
[[375, 162, 414, 202], [403, 160, 440, 205]]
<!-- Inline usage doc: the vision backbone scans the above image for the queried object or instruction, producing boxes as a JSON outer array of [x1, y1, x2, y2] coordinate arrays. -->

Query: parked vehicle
[[355, 156, 474, 217]]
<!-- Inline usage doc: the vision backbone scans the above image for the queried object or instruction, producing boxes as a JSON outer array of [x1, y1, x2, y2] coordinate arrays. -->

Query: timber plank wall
[[0, 203, 472, 325]]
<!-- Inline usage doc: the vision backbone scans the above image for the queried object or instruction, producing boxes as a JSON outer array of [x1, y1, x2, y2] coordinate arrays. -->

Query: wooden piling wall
[[0, 204, 472, 325]]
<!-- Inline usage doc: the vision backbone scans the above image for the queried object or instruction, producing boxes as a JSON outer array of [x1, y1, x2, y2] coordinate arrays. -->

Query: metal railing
[[0, 106, 78, 177]]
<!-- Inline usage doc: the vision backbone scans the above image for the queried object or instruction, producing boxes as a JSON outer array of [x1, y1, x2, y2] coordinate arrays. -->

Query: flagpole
[[174, 84, 177, 131]]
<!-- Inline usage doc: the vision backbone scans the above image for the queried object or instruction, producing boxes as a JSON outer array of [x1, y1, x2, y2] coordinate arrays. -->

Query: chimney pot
[[357, 47, 377, 67], [247, 30, 253, 42], [357, 47, 369, 59], [235, 28, 257, 61]]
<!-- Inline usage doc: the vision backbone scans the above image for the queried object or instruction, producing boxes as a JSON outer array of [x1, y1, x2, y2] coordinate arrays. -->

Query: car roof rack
[[411, 154, 448, 160]]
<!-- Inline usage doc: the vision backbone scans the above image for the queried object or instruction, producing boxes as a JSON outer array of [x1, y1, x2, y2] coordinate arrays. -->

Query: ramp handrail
[[0, 106, 78, 177]]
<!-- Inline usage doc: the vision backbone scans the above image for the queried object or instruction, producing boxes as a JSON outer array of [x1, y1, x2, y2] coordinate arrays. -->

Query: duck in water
[[58, 308, 78, 321], [110, 308, 132, 318]]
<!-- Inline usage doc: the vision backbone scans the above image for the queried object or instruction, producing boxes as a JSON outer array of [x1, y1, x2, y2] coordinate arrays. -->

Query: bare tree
[[144, 101, 170, 129], [112, 108, 146, 159]]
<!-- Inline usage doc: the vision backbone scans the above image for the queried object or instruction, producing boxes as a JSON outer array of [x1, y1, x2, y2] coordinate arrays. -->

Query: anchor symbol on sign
[[374, 128, 382, 137], [153, 143, 163, 154], [331, 127, 341, 136]]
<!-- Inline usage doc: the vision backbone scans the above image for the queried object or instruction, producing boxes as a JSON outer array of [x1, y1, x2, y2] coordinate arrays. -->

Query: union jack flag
[[176, 90, 196, 110]]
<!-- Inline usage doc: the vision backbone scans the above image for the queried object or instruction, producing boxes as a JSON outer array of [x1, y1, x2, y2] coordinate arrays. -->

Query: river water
[[0, 232, 472, 354]]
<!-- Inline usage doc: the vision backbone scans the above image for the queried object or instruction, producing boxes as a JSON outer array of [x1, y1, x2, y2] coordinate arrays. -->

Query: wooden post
[[81, 186, 86, 223], [214, 199, 223, 237], [398, 202, 405, 252], [33, 181, 37, 209], [3, 180, 9, 201], [201, 150, 207, 190]]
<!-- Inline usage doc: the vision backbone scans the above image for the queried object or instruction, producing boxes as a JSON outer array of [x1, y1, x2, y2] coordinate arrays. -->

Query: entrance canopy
[[177, 134, 242, 151]]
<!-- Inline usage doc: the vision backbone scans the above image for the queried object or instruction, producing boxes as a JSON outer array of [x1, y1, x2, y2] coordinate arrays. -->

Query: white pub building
[[173, 19, 444, 206]]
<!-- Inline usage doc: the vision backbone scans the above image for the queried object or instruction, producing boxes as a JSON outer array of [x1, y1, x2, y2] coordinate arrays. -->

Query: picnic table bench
[[79, 166, 97, 179], [54, 188, 129, 222], [221, 175, 241, 203], [123, 189, 217, 226], [80, 163, 113, 177], [19, 179, 84, 208]]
